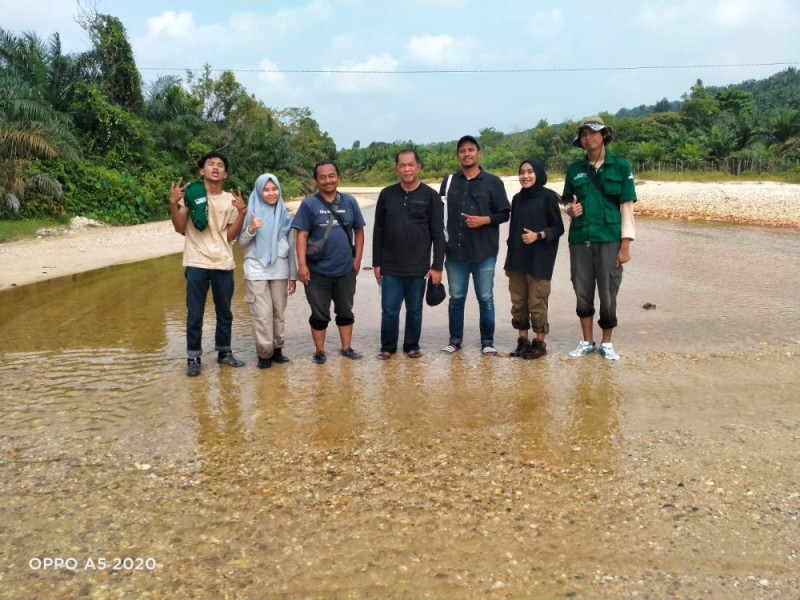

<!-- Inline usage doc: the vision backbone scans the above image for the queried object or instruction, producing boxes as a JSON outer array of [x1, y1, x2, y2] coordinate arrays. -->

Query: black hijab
[[518, 158, 548, 198]]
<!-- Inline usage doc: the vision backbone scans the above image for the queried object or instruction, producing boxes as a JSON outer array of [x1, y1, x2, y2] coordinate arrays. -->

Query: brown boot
[[510, 336, 531, 357], [523, 340, 547, 360]]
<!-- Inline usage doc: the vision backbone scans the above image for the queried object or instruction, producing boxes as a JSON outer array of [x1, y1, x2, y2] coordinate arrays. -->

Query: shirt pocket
[[602, 171, 622, 224], [468, 191, 490, 214], [409, 200, 429, 223], [603, 169, 623, 197], [571, 176, 592, 200], [604, 205, 621, 225]]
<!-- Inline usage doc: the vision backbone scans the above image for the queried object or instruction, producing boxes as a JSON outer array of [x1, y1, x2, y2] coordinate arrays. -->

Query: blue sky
[[3, 0, 798, 149]]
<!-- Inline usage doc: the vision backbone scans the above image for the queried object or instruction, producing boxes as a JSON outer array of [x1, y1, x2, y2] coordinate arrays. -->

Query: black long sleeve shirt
[[373, 182, 445, 277], [440, 168, 510, 262], [503, 188, 564, 280]]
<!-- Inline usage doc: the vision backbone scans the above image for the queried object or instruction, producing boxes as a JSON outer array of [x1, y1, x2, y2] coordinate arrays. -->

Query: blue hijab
[[242, 173, 293, 267]]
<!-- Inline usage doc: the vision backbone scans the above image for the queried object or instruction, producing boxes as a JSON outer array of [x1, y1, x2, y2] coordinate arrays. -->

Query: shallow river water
[[1, 212, 798, 599]]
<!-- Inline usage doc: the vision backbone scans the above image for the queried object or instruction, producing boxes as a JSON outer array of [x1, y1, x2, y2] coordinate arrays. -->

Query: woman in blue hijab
[[238, 173, 297, 368]]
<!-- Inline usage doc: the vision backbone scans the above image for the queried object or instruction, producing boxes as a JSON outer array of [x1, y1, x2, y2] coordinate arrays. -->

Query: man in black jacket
[[439, 135, 510, 355], [373, 149, 445, 359]]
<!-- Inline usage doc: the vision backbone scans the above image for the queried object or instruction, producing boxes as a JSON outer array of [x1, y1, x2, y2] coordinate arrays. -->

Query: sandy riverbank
[[1, 179, 797, 291]]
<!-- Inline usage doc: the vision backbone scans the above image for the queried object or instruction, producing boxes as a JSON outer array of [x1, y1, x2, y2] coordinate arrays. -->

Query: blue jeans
[[445, 256, 496, 347], [185, 267, 235, 358], [380, 274, 426, 353]]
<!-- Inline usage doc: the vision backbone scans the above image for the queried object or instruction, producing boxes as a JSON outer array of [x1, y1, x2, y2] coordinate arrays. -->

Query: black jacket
[[503, 157, 564, 280], [440, 168, 510, 262], [504, 188, 564, 279], [373, 182, 445, 277]]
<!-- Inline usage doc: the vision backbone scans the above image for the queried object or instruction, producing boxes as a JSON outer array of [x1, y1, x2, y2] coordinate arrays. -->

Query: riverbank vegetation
[[1, 10, 798, 226], [337, 71, 800, 184], [0, 217, 67, 243]]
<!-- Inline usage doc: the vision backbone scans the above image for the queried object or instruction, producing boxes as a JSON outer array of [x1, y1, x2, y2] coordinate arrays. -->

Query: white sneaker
[[481, 345, 497, 355], [568, 340, 596, 357], [599, 342, 620, 360]]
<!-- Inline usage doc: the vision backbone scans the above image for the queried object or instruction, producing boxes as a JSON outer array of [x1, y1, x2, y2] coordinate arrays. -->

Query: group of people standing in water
[[168, 115, 636, 377]]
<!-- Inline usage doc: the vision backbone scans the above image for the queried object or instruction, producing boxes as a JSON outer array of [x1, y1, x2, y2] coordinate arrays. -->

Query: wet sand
[[1, 185, 799, 599]]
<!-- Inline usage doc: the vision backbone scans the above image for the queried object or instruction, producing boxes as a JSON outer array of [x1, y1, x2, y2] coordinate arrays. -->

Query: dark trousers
[[185, 267, 235, 357], [304, 269, 357, 330], [569, 241, 622, 330]]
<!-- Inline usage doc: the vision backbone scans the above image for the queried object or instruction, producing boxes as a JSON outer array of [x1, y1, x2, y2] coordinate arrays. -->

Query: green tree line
[[0, 12, 335, 224], [1, 9, 798, 225], [338, 69, 800, 184]]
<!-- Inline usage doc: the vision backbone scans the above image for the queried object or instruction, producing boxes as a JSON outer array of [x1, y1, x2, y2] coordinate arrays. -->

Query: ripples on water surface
[[0, 217, 798, 598], [1, 219, 798, 455]]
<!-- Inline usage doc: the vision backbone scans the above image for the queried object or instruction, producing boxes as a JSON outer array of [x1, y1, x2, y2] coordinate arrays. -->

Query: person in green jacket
[[562, 116, 637, 360]]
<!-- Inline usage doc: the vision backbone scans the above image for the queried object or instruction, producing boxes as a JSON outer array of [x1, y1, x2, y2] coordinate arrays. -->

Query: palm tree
[[0, 29, 93, 113], [0, 30, 81, 211], [766, 108, 800, 153]]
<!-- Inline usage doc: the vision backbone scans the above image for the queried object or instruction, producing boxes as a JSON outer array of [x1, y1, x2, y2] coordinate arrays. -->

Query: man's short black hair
[[198, 151, 229, 171], [457, 135, 480, 151], [313, 161, 340, 179], [395, 148, 421, 165]]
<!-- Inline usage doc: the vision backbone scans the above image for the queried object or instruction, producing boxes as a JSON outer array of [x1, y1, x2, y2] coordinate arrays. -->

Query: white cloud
[[135, 2, 333, 72], [712, 0, 756, 28], [407, 34, 475, 67], [526, 8, 564, 36], [635, 4, 696, 28], [137, 11, 229, 69], [256, 58, 293, 92], [144, 11, 195, 38], [330, 34, 363, 59], [225, 0, 332, 40], [712, 0, 795, 30], [269, 0, 331, 33], [321, 53, 401, 94]]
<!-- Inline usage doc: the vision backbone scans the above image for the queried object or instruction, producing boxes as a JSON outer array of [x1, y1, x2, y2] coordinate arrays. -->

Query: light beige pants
[[244, 279, 288, 359]]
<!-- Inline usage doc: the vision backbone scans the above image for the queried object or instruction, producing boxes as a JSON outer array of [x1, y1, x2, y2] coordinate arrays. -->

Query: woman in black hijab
[[503, 158, 564, 359]]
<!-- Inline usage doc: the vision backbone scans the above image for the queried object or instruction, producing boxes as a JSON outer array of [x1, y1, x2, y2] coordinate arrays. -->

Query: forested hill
[[336, 68, 800, 183], [616, 68, 800, 119], [710, 68, 800, 112]]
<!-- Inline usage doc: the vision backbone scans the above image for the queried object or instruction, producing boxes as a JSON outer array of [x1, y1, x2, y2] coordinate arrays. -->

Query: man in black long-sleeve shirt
[[438, 135, 510, 355], [373, 149, 445, 359]]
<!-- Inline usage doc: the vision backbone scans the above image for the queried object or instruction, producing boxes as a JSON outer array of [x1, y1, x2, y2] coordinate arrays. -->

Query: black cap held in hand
[[426, 279, 447, 306]]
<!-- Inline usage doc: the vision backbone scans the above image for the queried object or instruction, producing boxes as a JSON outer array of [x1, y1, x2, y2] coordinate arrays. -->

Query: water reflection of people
[[567, 364, 622, 465], [169, 151, 248, 376], [238, 173, 297, 369], [372, 149, 445, 360], [504, 158, 564, 360], [562, 116, 637, 361]]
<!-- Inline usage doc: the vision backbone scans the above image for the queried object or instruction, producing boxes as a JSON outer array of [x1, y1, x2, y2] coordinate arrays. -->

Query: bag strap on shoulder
[[583, 160, 620, 206]]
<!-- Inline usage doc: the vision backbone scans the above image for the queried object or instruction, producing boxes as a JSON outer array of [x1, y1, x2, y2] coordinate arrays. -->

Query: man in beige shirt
[[169, 151, 247, 376]]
